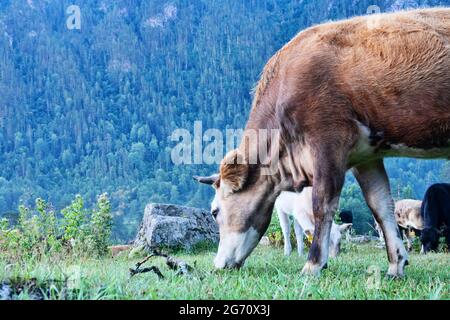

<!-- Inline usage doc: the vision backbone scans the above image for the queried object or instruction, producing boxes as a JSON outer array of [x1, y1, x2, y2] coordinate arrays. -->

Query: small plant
[[61, 195, 87, 242], [0, 194, 113, 262], [89, 193, 113, 257]]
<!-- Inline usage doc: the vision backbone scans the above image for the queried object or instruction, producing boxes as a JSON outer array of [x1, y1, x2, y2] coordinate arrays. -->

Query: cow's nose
[[214, 258, 243, 270]]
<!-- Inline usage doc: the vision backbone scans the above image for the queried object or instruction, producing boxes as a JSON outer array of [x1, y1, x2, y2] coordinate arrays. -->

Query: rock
[[134, 203, 219, 250]]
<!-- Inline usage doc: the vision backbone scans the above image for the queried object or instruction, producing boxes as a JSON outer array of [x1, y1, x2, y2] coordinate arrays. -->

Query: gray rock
[[134, 203, 219, 250]]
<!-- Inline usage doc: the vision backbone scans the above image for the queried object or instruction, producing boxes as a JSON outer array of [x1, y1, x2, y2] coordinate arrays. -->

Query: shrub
[[88, 193, 113, 257], [0, 194, 113, 262], [61, 195, 87, 242]]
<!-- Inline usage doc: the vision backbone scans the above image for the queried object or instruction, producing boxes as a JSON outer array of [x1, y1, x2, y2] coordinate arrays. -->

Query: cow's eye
[[211, 208, 219, 219]]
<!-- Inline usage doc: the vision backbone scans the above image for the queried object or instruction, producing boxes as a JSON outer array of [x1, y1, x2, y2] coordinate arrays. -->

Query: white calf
[[275, 188, 352, 258]]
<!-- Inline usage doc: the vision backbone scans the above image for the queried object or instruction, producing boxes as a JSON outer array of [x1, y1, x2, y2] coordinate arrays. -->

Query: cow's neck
[[238, 112, 314, 194]]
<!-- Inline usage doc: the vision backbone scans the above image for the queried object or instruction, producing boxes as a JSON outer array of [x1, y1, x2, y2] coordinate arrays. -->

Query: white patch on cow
[[214, 227, 260, 269], [210, 193, 219, 213], [349, 122, 376, 164]]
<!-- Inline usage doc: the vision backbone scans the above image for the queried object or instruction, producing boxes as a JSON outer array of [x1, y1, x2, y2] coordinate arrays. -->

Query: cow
[[275, 189, 352, 257], [420, 183, 450, 253], [194, 9, 450, 277], [375, 199, 423, 251]]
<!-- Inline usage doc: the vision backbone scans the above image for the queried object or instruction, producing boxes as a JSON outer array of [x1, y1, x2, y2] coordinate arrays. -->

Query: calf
[[420, 183, 450, 253], [275, 189, 352, 257], [375, 199, 423, 251]]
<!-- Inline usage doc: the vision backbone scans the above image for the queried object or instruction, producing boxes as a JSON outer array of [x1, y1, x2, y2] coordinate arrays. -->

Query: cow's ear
[[193, 174, 219, 186], [219, 149, 249, 194], [339, 223, 352, 233]]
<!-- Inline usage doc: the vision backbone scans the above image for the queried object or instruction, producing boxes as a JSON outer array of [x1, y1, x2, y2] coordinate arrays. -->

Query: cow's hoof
[[301, 261, 322, 277], [385, 273, 404, 280], [386, 263, 406, 279]]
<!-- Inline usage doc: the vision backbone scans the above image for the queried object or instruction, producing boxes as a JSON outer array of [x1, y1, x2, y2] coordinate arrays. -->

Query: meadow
[[1, 242, 448, 300]]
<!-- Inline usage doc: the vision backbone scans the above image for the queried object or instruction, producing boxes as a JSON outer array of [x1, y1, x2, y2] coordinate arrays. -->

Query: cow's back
[[421, 183, 450, 227], [337, 9, 450, 149], [249, 8, 450, 152]]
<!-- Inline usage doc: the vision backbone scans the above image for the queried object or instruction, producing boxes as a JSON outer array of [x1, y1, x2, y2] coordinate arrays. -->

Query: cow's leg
[[301, 157, 346, 276], [404, 228, 413, 252], [293, 219, 304, 256], [277, 209, 292, 256], [352, 160, 408, 277], [375, 221, 384, 243]]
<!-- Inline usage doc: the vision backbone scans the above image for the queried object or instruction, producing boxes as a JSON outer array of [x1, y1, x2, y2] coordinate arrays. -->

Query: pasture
[[1, 242, 448, 300]]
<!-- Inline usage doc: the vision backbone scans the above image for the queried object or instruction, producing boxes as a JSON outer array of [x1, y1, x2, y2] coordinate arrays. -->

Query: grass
[[0, 242, 448, 300]]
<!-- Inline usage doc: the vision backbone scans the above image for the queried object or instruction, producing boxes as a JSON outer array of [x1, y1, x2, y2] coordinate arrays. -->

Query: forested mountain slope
[[0, 0, 448, 240]]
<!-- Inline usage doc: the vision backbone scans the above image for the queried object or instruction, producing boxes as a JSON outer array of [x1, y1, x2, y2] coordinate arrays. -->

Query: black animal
[[420, 183, 450, 253], [339, 210, 353, 224]]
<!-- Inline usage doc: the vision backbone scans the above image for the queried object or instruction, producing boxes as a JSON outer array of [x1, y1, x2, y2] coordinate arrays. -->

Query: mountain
[[0, 0, 449, 240]]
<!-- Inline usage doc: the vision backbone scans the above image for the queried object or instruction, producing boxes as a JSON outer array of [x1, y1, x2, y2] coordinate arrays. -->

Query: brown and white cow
[[195, 9, 450, 277], [375, 199, 423, 251]]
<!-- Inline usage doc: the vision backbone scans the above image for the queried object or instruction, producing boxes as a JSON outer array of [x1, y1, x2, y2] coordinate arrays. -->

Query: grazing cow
[[375, 199, 423, 251], [275, 189, 352, 257], [420, 183, 450, 253], [195, 9, 450, 277]]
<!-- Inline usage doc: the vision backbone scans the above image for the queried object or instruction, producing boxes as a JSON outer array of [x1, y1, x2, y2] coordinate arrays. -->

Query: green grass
[[0, 243, 448, 300]]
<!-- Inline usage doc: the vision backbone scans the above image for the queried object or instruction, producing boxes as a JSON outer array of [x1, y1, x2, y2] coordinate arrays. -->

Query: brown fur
[[219, 150, 249, 192], [246, 8, 450, 152]]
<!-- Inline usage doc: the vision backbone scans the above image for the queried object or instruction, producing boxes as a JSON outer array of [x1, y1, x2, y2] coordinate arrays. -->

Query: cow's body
[[275, 189, 351, 257], [395, 200, 423, 230], [420, 183, 450, 252], [195, 9, 450, 277], [375, 199, 423, 251]]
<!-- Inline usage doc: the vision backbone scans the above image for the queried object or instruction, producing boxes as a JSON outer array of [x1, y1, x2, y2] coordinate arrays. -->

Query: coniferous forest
[[0, 0, 449, 241]]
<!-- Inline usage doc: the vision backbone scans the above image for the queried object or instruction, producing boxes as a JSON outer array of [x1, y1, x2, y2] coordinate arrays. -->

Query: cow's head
[[194, 149, 281, 269], [420, 227, 440, 253]]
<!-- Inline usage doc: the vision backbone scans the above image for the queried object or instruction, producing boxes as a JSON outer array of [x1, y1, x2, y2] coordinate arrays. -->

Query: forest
[[0, 0, 449, 242]]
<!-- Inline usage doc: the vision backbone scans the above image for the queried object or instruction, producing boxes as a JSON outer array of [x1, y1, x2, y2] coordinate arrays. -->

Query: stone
[[134, 203, 219, 250]]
